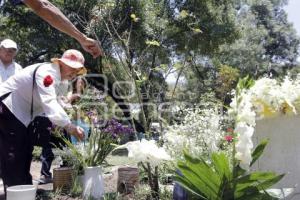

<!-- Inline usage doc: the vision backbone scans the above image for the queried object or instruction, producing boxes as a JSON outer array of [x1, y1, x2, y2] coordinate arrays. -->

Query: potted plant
[[52, 147, 81, 193], [63, 118, 133, 199]]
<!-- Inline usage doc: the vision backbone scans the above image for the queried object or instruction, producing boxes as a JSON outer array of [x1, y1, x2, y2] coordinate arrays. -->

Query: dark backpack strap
[[30, 64, 43, 120], [0, 92, 11, 101]]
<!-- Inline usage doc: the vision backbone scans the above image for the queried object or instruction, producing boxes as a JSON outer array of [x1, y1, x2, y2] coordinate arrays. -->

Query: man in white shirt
[[0, 49, 85, 190], [0, 39, 22, 180], [0, 39, 23, 83]]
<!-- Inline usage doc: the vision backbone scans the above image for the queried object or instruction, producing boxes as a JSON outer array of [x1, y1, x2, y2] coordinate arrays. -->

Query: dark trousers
[[37, 118, 67, 178], [40, 147, 54, 178], [0, 102, 33, 189]]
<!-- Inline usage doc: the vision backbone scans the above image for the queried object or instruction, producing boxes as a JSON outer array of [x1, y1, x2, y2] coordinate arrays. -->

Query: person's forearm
[[23, 0, 87, 43]]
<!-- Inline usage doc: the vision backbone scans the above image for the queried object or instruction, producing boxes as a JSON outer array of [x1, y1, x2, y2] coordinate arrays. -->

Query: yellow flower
[[254, 99, 277, 118], [280, 102, 295, 115]]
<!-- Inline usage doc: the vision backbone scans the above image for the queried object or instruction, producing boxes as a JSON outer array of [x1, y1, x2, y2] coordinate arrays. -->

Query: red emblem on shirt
[[43, 75, 53, 87]]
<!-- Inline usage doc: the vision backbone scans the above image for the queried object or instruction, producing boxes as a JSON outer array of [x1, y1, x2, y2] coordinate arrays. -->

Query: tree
[[217, 0, 299, 77], [1, 0, 242, 132]]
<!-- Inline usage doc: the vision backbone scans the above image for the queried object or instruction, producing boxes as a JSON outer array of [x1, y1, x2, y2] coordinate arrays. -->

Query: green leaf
[[250, 140, 269, 166], [251, 139, 269, 166], [237, 76, 255, 94], [173, 175, 207, 199], [237, 172, 279, 185], [235, 172, 284, 198], [211, 153, 231, 181], [236, 190, 275, 200], [145, 39, 160, 46], [183, 150, 201, 164], [255, 174, 285, 191], [177, 162, 219, 199], [177, 151, 222, 199], [235, 186, 261, 200], [193, 28, 203, 33]]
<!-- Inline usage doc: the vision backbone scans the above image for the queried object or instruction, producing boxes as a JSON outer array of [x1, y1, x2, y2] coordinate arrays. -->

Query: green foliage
[[56, 147, 81, 167], [0, 0, 86, 66], [250, 139, 268, 166], [216, 65, 240, 104], [32, 146, 42, 161], [236, 76, 255, 95], [133, 184, 173, 200], [168, 0, 240, 55], [217, 0, 299, 77], [175, 140, 284, 200]]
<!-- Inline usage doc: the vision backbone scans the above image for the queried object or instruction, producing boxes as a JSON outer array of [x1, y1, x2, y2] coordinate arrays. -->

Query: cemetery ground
[[0, 149, 168, 200]]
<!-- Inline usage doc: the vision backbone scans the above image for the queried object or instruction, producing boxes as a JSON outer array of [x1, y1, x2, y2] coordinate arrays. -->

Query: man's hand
[[68, 93, 81, 103], [64, 123, 85, 141], [79, 37, 103, 58]]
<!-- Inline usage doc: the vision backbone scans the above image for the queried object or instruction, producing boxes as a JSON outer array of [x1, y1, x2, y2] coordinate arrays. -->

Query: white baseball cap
[[0, 39, 18, 50]]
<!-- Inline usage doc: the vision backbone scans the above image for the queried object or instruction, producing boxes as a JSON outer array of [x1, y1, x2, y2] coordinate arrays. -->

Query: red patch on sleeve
[[43, 75, 53, 87]]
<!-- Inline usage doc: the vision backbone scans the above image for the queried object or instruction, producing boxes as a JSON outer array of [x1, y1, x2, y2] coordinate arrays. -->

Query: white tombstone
[[252, 115, 300, 199]]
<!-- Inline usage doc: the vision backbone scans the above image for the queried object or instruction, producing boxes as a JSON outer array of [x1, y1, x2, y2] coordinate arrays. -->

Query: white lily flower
[[121, 139, 171, 167]]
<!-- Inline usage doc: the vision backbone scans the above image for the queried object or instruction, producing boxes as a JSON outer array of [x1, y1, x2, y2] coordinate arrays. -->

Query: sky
[[285, 0, 300, 35], [284, 0, 300, 61]]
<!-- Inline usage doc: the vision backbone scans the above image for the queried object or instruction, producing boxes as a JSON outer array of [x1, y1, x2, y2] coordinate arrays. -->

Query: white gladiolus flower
[[235, 122, 254, 170]]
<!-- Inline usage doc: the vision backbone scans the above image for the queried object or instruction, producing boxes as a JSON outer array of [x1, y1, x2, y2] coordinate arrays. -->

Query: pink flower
[[224, 135, 233, 142]]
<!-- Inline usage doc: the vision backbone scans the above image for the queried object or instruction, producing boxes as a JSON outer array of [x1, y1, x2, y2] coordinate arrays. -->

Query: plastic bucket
[[7, 185, 37, 200]]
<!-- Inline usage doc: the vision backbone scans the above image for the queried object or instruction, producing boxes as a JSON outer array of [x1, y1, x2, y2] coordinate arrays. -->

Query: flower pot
[[53, 167, 74, 193], [7, 185, 37, 200], [83, 166, 105, 199], [117, 166, 139, 194]]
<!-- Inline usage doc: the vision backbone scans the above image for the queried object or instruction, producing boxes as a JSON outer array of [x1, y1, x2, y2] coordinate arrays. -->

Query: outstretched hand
[[79, 37, 103, 58], [64, 123, 85, 141]]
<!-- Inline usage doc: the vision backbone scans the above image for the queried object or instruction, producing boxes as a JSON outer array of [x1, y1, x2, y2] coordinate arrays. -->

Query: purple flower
[[101, 118, 134, 137], [86, 111, 94, 117]]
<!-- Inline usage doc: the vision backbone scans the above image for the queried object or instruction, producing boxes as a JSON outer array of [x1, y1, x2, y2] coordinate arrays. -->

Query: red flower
[[43, 75, 53, 87], [224, 135, 233, 142], [226, 128, 234, 133]]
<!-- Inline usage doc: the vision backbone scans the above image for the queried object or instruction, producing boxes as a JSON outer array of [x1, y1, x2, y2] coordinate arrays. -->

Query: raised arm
[[23, 0, 103, 58]]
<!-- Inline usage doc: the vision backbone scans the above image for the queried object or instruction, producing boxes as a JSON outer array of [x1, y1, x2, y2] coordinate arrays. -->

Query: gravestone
[[252, 115, 300, 199]]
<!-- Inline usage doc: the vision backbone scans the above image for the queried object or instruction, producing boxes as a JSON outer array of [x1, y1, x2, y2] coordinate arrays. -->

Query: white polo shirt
[[0, 62, 71, 127], [0, 60, 23, 83]]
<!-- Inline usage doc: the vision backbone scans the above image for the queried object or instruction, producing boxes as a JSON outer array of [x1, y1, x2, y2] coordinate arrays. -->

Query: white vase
[[83, 166, 105, 199], [7, 185, 37, 200]]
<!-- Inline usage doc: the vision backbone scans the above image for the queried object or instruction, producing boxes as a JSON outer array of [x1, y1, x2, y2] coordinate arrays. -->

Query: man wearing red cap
[[0, 49, 86, 191]]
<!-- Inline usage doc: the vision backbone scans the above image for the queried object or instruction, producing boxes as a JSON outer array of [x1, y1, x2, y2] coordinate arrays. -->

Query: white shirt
[[0, 60, 23, 83], [0, 62, 71, 127]]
